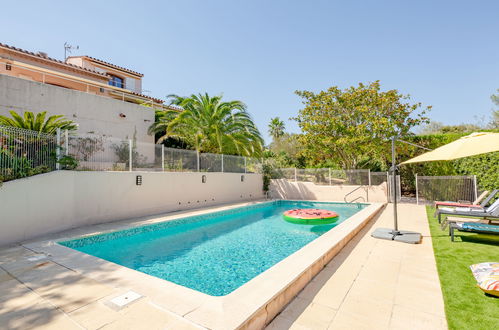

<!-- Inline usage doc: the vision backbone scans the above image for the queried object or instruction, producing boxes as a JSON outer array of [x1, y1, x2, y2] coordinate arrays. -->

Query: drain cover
[[108, 291, 142, 309], [27, 255, 47, 262]]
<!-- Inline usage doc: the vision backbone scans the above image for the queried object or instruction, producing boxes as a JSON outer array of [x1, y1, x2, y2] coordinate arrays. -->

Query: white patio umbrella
[[401, 132, 499, 164], [372, 132, 499, 244]]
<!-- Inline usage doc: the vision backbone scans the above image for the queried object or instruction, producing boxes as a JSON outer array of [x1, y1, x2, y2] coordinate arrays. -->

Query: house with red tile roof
[[0, 42, 178, 143], [0, 43, 164, 106]]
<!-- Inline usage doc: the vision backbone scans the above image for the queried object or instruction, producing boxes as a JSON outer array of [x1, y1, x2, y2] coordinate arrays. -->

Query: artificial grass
[[426, 206, 499, 329]]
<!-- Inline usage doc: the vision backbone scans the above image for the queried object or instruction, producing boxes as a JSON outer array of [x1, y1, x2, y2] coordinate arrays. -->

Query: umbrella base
[[371, 228, 422, 244]]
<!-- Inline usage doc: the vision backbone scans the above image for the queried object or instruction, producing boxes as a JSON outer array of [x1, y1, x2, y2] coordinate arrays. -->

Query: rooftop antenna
[[64, 42, 79, 61]]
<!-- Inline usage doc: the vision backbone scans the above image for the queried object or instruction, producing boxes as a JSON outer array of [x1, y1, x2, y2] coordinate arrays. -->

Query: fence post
[[244, 157, 247, 173], [128, 139, 133, 172], [64, 130, 69, 156], [368, 169, 371, 186], [196, 150, 200, 172], [161, 145, 165, 172], [56, 128, 61, 170], [329, 168, 332, 186], [473, 175, 478, 201], [294, 168, 297, 182], [221, 154, 224, 173], [415, 174, 419, 205]]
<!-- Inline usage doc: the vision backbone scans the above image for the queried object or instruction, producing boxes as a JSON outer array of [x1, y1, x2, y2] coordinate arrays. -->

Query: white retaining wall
[[0, 171, 263, 246], [270, 179, 388, 203], [0, 75, 155, 143]]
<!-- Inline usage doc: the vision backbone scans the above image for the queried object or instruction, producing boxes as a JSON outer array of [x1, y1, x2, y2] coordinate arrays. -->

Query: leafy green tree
[[268, 133, 306, 167], [0, 110, 77, 134], [148, 108, 191, 148], [294, 81, 431, 169], [149, 93, 264, 156], [268, 117, 285, 140]]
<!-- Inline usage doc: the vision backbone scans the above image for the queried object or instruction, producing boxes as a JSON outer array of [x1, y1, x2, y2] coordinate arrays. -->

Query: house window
[[108, 75, 124, 88]]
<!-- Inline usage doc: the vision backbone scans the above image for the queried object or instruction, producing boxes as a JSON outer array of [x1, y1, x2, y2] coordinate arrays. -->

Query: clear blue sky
[[3, 0, 498, 143]]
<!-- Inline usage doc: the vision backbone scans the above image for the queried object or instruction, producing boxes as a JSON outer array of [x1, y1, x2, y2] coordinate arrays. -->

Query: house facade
[[66, 56, 144, 96], [0, 43, 163, 106], [0, 42, 171, 143]]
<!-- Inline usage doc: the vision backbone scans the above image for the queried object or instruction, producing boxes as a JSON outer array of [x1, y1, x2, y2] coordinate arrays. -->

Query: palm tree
[[149, 93, 264, 156], [0, 110, 77, 134], [268, 117, 285, 140]]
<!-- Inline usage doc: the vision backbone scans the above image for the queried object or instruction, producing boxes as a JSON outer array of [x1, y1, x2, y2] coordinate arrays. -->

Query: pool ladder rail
[[344, 185, 368, 204]]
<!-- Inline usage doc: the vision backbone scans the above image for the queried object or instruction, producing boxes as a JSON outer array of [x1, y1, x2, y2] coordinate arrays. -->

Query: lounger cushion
[[435, 201, 474, 207], [461, 223, 499, 233], [470, 262, 499, 297]]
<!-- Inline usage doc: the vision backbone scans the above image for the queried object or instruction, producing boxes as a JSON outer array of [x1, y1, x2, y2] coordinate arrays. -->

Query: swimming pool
[[60, 200, 367, 296]]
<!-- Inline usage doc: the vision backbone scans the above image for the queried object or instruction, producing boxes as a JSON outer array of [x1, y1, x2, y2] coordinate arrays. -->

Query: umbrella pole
[[371, 136, 422, 244], [391, 136, 399, 234]]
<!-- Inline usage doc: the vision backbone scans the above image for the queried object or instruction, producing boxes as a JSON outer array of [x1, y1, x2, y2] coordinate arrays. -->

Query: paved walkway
[[0, 252, 201, 329], [267, 203, 447, 330]]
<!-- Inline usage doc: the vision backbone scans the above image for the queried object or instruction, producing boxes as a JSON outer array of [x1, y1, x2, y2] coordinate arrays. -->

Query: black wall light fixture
[[241, 175, 245, 182], [202, 175, 207, 183], [136, 175, 142, 185]]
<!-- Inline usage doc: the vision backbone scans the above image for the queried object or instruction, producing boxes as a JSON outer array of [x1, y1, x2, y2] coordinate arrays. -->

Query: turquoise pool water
[[60, 200, 366, 296]]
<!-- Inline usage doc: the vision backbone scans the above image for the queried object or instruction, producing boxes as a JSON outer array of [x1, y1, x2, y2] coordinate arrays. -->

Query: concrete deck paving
[[267, 203, 447, 330], [0, 247, 202, 329], [0, 203, 447, 329]]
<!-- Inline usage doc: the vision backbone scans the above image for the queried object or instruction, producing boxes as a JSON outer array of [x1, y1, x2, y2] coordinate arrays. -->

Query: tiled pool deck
[[0, 203, 446, 329], [267, 203, 447, 330]]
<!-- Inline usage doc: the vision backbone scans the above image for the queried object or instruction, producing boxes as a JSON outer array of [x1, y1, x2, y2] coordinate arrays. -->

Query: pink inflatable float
[[283, 208, 339, 225]]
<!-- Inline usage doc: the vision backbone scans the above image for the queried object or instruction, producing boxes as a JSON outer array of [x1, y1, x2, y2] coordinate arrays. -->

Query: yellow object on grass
[[470, 262, 499, 297], [478, 276, 499, 297]]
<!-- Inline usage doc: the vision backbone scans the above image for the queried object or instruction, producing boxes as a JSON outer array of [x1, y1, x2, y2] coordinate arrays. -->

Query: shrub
[[455, 152, 499, 192], [58, 155, 79, 170]]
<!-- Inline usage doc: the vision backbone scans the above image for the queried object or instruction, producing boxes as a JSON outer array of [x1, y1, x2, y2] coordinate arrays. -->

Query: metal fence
[[276, 168, 373, 186], [0, 126, 261, 176], [370, 171, 390, 185], [67, 135, 260, 173], [2, 126, 479, 205], [274, 168, 402, 202], [415, 175, 477, 205], [65, 133, 131, 171], [0, 125, 57, 179]]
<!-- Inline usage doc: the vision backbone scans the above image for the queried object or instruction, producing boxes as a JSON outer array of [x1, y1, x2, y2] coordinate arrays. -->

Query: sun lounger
[[449, 222, 499, 241], [434, 190, 498, 213], [436, 198, 499, 224]]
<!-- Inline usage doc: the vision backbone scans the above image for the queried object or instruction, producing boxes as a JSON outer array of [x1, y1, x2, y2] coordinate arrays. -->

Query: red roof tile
[[68, 56, 144, 77], [0, 43, 108, 78]]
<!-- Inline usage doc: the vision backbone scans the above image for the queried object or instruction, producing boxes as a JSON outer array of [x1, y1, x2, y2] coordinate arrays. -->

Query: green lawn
[[426, 206, 499, 329]]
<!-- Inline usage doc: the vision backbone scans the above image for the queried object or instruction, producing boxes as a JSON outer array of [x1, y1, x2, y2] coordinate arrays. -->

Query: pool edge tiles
[[57, 200, 368, 296], [27, 200, 385, 330]]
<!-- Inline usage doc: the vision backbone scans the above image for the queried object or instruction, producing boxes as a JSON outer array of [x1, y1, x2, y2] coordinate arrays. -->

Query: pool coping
[[21, 200, 385, 329]]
